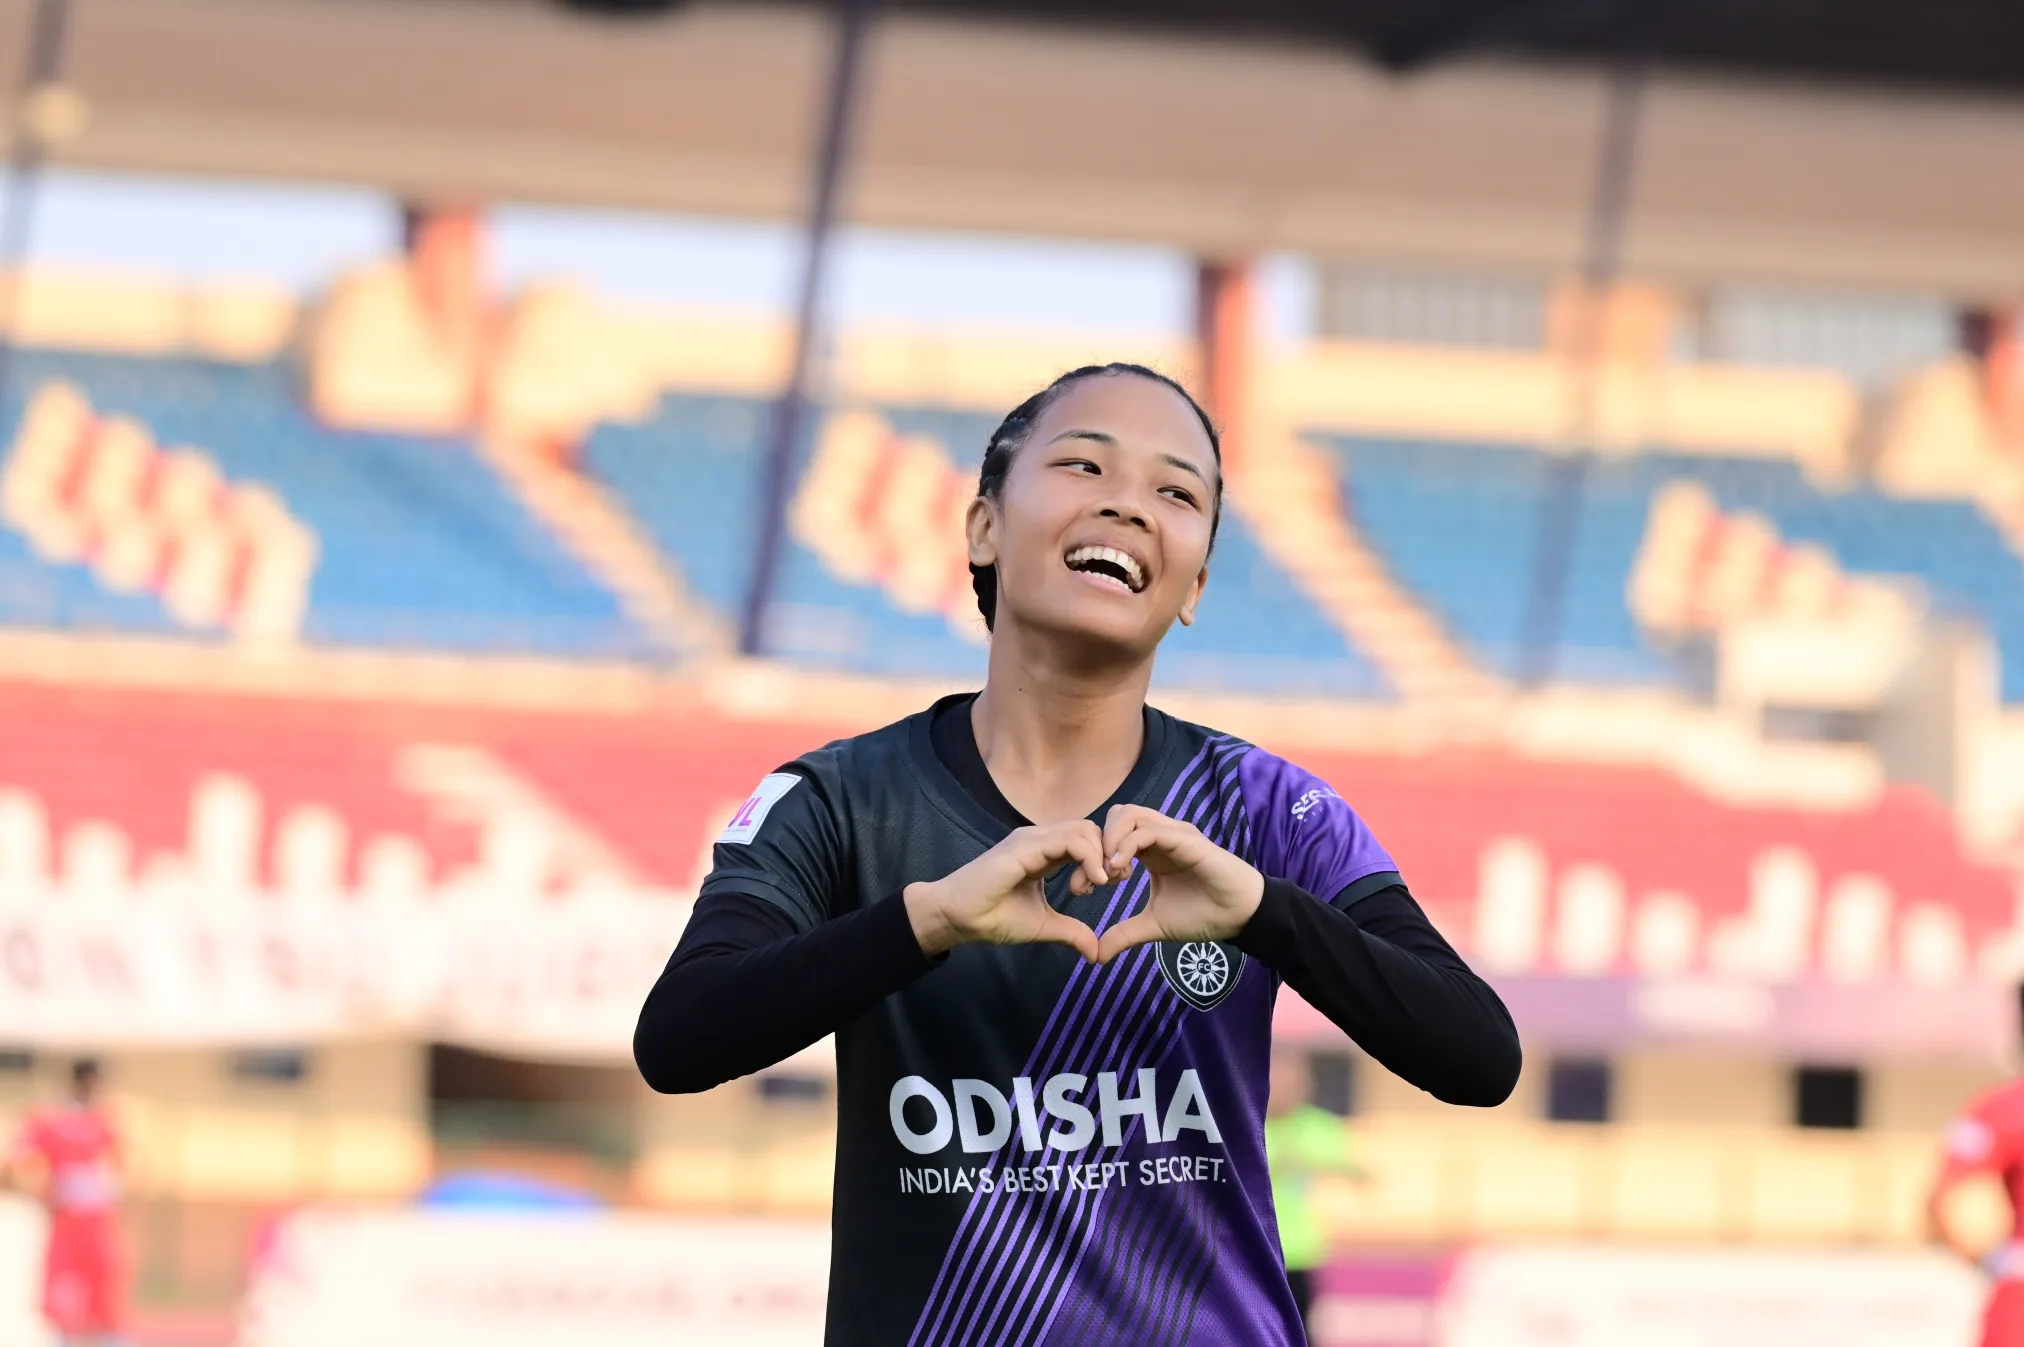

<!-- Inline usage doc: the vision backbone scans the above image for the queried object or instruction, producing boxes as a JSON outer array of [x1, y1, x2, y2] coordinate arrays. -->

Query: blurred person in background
[[637, 363, 1517, 1346], [1266, 1045, 1367, 1335], [1928, 986, 2024, 1347], [2, 1058, 129, 1347]]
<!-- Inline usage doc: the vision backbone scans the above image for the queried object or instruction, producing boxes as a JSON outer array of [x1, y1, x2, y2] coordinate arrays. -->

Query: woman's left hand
[[1094, 804, 1264, 964]]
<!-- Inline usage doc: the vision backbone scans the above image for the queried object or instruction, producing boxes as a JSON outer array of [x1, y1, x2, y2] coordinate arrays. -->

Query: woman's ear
[[965, 496, 998, 568], [1176, 564, 1209, 627]]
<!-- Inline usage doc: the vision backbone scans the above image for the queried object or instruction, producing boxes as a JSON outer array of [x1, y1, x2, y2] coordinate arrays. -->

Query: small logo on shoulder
[[1157, 940, 1246, 1012], [1290, 787, 1340, 824], [717, 773, 802, 845]]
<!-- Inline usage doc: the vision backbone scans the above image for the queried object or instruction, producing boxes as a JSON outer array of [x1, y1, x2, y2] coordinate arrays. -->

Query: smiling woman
[[634, 365, 1519, 1347], [966, 362, 1221, 635]]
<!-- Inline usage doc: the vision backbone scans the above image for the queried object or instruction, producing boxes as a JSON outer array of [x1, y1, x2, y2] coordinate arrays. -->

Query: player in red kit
[[3, 1059, 128, 1347], [1930, 993, 2024, 1347]]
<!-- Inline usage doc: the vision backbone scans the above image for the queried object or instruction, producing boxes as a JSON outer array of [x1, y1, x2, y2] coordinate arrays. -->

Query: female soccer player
[[3, 1059, 128, 1347], [636, 363, 1519, 1347]]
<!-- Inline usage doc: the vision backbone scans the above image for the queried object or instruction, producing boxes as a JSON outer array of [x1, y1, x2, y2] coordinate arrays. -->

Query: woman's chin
[[1012, 605, 1170, 665]]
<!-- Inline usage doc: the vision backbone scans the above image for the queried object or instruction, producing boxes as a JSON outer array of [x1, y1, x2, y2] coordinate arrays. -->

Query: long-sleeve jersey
[[636, 693, 1518, 1347]]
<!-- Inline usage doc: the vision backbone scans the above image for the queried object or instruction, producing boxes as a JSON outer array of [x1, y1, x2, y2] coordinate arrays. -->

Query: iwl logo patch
[[1156, 940, 1246, 1013]]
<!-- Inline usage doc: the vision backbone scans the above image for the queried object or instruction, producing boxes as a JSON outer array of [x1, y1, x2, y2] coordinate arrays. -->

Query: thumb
[[1096, 910, 1166, 965]]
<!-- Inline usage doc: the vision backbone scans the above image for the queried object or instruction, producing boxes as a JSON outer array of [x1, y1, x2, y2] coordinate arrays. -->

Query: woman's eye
[[1058, 459, 1100, 474], [1161, 486, 1198, 506]]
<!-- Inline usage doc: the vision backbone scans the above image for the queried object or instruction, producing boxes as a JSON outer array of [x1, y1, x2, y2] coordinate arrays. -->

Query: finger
[[1014, 823, 1107, 888], [1106, 817, 1175, 876], [1062, 821, 1110, 893], [1034, 910, 1101, 962], [1102, 805, 1152, 865], [1114, 815, 1205, 876], [1096, 910, 1167, 965]]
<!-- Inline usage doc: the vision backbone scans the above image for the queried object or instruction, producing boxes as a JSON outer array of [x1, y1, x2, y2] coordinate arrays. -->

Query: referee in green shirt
[[1265, 1045, 1369, 1337]]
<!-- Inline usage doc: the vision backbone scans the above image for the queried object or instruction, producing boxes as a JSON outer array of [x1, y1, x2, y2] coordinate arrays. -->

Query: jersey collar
[[909, 691, 1175, 844]]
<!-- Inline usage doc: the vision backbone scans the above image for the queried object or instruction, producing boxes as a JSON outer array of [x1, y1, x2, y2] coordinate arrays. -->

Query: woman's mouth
[[1064, 544, 1147, 594]]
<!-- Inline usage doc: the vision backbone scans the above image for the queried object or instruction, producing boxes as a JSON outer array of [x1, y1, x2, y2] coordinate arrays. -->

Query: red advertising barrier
[[0, 678, 2014, 1053]]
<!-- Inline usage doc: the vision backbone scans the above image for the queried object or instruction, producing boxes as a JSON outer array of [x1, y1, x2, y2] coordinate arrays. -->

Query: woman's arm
[[637, 819, 1114, 1093], [1925, 1171, 1991, 1271], [1236, 880, 1521, 1107], [1089, 804, 1519, 1107], [634, 892, 934, 1094]]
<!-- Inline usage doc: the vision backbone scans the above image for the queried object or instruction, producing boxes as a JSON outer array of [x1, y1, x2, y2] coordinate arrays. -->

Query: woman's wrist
[[1228, 863, 1266, 927], [904, 880, 959, 956]]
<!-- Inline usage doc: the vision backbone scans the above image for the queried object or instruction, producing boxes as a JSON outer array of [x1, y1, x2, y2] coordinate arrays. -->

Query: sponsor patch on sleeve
[[718, 773, 803, 845]]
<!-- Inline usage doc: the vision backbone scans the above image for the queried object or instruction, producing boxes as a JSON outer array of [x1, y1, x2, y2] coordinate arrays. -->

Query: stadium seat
[[1317, 434, 2024, 700], [0, 349, 646, 657], [583, 394, 1389, 695]]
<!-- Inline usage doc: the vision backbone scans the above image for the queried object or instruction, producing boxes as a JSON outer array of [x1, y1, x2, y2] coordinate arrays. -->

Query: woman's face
[[968, 374, 1218, 659]]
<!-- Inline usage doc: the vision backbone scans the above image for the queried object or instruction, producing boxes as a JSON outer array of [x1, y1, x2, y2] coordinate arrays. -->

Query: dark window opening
[[230, 1049, 310, 1085], [1310, 1052, 1356, 1117], [1546, 1057, 1613, 1123], [1794, 1065, 1863, 1129], [428, 1044, 638, 1173]]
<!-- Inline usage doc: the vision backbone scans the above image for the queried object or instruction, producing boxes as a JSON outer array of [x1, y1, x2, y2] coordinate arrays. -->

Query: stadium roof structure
[[632, 0, 2024, 92], [10, 0, 2024, 294]]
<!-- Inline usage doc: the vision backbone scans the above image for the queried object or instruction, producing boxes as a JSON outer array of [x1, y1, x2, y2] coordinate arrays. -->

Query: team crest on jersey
[[1156, 940, 1246, 1012]]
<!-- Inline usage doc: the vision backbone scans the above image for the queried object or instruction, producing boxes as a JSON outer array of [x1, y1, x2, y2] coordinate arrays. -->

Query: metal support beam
[[740, 0, 877, 657], [0, 0, 72, 405], [1517, 1, 1658, 688], [1195, 258, 1255, 477]]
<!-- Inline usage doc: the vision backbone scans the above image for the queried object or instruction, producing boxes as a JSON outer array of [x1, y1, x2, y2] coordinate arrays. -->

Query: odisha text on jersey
[[888, 1068, 1223, 1156]]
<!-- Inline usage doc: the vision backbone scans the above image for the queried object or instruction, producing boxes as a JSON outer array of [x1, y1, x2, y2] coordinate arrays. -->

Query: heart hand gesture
[[1094, 805, 1264, 964], [904, 820, 1108, 961]]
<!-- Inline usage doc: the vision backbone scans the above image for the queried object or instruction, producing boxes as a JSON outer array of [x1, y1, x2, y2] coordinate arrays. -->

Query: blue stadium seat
[[585, 394, 1389, 696], [1316, 434, 2024, 700], [0, 350, 645, 656], [0, 524, 187, 636]]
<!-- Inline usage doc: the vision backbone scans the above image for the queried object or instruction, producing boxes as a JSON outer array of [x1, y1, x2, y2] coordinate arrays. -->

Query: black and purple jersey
[[700, 696, 1403, 1346]]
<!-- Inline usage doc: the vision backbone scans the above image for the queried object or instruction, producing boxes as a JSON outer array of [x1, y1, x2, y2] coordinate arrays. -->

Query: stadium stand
[[1319, 433, 2024, 700], [585, 393, 1390, 694], [0, 348, 647, 657]]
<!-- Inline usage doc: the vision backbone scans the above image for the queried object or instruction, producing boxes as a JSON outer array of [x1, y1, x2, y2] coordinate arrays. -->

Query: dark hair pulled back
[[970, 363, 1221, 631]]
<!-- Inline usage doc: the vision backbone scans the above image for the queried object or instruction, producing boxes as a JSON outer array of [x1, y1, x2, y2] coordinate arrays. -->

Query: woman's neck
[[970, 623, 1152, 824]]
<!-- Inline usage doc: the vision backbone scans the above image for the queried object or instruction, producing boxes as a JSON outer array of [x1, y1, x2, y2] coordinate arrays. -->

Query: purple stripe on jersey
[[986, 999, 1190, 1347], [1238, 745, 1395, 902], [1019, 739, 1297, 1347], [1029, 981, 1291, 1347], [906, 739, 1224, 1347], [919, 739, 1248, 1347], [913, 877, 1167, 1345], [990, 968, 1187, 1343], [912, 863, 1168, 1344], [993, 740, 1268, 1347], [959, 946, 1186, 1345]]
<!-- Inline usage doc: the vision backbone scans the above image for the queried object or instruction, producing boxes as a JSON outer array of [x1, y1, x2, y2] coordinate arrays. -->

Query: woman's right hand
[[904, 821, 1108, 961]]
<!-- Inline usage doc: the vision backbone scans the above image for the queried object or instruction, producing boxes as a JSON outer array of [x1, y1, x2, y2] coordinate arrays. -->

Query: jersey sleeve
[[1940, 1095, 2012, 1184], [696, 754, 851, 933], [1237, 747, 1399, 909]]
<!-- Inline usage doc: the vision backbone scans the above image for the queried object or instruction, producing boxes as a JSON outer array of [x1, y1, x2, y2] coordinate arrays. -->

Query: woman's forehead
[[1031, 375, 1216, 472]]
